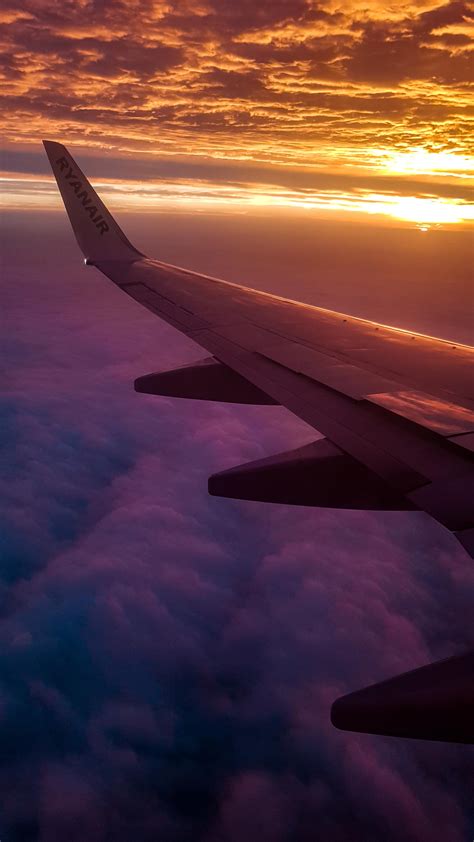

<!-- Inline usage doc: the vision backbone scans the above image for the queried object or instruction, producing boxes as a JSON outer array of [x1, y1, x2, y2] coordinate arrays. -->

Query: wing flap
[[368, 390, 474, 436], [449, 432, 474, 454], [260, 344, 401, 399]]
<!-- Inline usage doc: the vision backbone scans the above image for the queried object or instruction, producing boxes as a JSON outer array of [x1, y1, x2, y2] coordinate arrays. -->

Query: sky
[[1, 0, 473, 227], [1, 2, 474, 841]]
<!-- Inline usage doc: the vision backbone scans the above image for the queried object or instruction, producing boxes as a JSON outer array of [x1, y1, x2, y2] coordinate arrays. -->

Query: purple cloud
[[1, 210, 473, 841]]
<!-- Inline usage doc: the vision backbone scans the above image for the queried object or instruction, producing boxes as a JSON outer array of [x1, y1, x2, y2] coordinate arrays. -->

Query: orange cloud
[[0, 0, 472, 226]]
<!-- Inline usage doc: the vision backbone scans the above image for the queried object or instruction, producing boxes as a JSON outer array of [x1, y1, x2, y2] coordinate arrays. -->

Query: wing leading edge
[[44, 141, 474, 742]]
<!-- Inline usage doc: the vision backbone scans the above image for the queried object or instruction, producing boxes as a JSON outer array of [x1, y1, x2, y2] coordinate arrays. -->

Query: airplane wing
[[44, 141, 474, 742], [43, 140, 474, 558]]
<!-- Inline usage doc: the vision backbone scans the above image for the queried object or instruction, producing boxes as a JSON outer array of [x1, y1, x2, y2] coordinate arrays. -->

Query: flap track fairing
[[134, 357, 278, 405], [331, 651, 474, 743], [208, 439, 415, 510]]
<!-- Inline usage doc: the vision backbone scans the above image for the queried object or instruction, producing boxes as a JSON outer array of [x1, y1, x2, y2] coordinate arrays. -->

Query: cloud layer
[[1, 1, 473, 223], [2, 213, 474, 841]]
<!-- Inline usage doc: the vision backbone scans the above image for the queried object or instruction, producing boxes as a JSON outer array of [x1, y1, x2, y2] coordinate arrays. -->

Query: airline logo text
[[56, 156, 109, 235]]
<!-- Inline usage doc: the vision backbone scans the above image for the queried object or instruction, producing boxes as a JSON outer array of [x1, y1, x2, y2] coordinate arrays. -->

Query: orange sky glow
[[1, 0, 473, 227]]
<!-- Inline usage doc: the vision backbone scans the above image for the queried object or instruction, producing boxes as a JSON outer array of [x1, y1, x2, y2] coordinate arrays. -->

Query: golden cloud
[[1, 0, 472, 225]]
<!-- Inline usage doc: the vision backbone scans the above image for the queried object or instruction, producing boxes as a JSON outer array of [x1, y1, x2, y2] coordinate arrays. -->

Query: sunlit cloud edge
[[1, 173, 473, 229]]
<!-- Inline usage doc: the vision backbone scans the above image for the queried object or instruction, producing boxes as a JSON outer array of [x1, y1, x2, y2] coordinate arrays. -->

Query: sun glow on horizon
[[382, 147, 474, 180], [2, 0, 473, 234], [1, 171, 472, 229]]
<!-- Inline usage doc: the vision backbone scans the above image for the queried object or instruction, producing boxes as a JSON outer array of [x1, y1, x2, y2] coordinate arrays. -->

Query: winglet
[[43, 140, 143, 263]]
